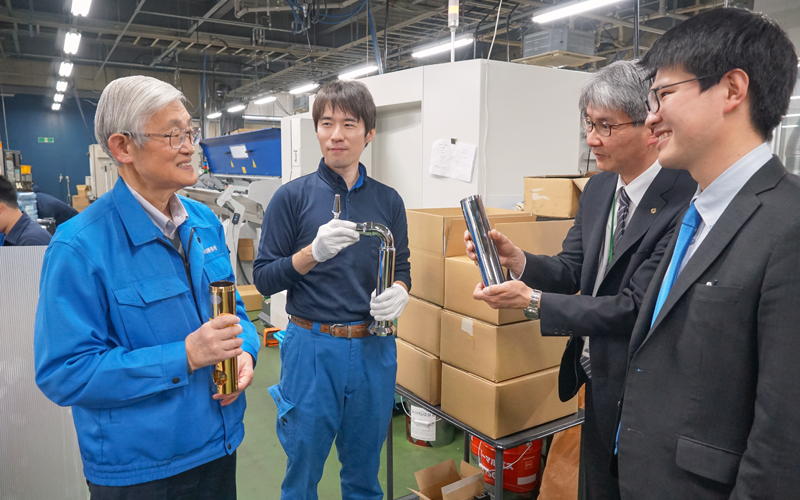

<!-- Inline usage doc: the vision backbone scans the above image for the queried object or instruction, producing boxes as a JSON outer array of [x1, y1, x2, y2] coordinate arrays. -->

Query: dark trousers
[[87, 452, 237, 500], [582, 381, 622, 500]]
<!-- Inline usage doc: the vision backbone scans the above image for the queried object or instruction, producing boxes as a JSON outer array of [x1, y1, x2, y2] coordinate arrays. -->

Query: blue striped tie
[[651, 202, 702, 327]]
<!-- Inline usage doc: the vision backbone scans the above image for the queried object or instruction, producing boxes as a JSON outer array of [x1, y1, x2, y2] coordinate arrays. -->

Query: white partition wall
[[0, 247, 86, 500]]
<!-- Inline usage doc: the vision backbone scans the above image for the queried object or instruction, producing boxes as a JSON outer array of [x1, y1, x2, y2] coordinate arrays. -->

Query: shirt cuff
[[509, 258, 527, 281]]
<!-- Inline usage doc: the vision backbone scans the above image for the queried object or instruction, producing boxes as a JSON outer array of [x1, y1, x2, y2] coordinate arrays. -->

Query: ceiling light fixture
[[254, 95, 277, 105], [64, 31, 82, 54], [785, 113, 800, 118], [339, 65, 379, 80], [59, 61, 74, 77], [52, 103, 62, 111], [207, 112, 222, 119], [54, 93, 65, 103], [243, 115, 282, 121], [227, 104, 246, 113], [289, 83, 319, 94], [412, 37, 473, 58], [56, 80, 68, 92], [533, 0, 625, 24], [791, 96, 800, 100], [71, 0, 92, 16], [782, 124, 798, 128]]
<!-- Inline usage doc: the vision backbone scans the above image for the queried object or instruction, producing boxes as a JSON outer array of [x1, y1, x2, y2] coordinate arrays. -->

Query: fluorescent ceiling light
[[783, 124, 798, 128], [71, 0, 92, 16], [59, 61, 73, 77], [792, 96, 800, 100], [339, 65, 379, 80], [207, 112, 222, 119], [533, 0, 625, 24], [785, 113, 800, 118], [243, 115, 282, 121], [52, 103, 61, 111], [227, 104, 246, 113], [254, 96, 276, 105], [289, 83, 319, 94], [54, 93, 65, 103], [412, 37, 473, 58], [56, 80, 68, 92], [64, 31, 82, 54]]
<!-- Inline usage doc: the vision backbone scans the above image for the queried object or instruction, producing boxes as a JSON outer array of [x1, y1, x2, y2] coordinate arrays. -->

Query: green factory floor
[[235, 324, 465, 500]]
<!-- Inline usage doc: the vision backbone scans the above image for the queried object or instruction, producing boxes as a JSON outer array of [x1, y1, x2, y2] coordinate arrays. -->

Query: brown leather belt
[[290, 316, 372, 338]]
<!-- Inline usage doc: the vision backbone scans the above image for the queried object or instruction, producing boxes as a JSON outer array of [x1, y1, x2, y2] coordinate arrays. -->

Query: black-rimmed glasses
[[646, 75, 722, 114], [582, 117, 638, 137], [143, 127, 202, 149]]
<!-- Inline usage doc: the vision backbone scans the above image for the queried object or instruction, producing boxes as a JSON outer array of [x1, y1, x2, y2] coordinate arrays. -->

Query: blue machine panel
[[200, 128, 281, 177]]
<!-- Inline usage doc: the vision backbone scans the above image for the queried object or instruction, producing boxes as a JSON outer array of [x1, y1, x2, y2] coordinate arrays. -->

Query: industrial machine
[[89, 144, 118, 200], [182, 128, 283, 282], [4, 150, 22, 186]]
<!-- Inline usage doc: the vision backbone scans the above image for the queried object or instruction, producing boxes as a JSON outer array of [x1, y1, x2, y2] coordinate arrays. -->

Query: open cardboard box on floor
[[407, 208, 536, 306], [443, 220, 575, 325], [523, 175, 589, 218], [440, 310, 566, 382], [396, 339, 442, 405], [410, 459, 484, 500]]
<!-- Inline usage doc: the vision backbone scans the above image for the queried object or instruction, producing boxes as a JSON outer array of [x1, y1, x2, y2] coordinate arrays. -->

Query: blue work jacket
[[34, 178, 259, 486]]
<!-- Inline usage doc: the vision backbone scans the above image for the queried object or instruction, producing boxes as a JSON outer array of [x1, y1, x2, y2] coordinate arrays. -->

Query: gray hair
[[94, 75, 185, 163], [579, 61, 651, 124]]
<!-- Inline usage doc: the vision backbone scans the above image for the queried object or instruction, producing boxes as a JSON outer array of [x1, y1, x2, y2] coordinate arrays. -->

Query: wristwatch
[[523, 289, 542, 320]]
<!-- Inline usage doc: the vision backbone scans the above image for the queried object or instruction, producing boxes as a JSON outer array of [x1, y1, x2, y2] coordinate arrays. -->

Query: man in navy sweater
[[254, 80, 411, 500]]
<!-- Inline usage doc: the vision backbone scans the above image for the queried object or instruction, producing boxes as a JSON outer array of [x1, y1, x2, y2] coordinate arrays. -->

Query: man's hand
[[212, 352, 255, 407], [370, 283, 410, 321], [311, 219, 360, 262], [473, 280, 533, 310], [185, 315, 244, 372], [464, 229, 526, 276]]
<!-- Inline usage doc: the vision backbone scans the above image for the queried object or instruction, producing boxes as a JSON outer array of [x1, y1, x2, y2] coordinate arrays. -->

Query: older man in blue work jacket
[[34, 75, 259, 499], [254, 80, 411, 500]]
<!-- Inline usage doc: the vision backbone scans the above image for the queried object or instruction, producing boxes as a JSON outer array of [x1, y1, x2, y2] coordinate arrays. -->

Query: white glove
[[311, 219, 360, 263], [370, 284, 409, 322]]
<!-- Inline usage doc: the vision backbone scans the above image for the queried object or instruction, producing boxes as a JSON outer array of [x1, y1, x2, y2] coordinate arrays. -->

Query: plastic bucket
[[404, 404, 455, 448], [470, 436, 542, 496]]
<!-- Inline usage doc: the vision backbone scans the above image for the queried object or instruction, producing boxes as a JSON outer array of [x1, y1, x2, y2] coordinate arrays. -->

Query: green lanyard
[[608, 194, 617, 265]]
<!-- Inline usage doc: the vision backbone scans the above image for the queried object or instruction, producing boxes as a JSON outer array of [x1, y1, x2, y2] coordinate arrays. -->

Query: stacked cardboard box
[[523, 175, 590, 218], [72, 184, 92, 212], [238, 238, 255, 261]]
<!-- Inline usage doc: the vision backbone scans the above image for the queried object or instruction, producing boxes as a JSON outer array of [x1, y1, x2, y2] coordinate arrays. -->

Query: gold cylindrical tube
[[209, 280, 239, 395]]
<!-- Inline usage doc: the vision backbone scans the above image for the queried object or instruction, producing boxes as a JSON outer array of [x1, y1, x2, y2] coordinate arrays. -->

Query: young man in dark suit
[[465, 61, 696, 499], [617, 8, 800, 500]]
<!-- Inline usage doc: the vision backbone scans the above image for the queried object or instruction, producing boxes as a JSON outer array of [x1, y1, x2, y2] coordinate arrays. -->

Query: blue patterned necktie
[[651, 202, 702, 327]]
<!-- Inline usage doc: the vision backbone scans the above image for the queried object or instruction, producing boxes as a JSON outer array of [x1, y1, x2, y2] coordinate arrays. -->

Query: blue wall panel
[[0, 94, 97, 201]]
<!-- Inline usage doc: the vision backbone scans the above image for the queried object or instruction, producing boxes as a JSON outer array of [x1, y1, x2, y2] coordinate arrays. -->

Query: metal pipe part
[[209, 280, 239, 395], [355, 221, 396, 336], [460, 194, 504, 287], [333, 194, 341, 219]]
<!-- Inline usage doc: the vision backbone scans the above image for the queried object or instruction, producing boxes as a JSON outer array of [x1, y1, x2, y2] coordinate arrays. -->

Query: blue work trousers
[[269, 320, 397, 500]]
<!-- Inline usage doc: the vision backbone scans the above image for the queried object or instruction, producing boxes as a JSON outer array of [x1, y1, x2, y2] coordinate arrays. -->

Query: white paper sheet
[[429, 139, 477, 182], [230, 145, 248, 159]]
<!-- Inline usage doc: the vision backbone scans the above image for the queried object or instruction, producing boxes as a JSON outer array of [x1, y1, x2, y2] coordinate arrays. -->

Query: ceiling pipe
[[234, 0, 363, 17]]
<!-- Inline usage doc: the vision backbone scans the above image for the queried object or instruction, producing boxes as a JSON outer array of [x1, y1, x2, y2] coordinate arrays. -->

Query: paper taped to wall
[[429, 139, 477, 182]]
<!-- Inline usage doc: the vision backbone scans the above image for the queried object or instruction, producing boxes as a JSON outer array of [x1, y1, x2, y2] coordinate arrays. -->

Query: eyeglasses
[[143, 127, 202, 149], [582, 117, 638, 137], [646, 75, 722, 114]]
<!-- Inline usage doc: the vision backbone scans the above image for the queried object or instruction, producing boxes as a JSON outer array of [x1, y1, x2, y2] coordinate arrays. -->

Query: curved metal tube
[[355, 222, 396, 336]]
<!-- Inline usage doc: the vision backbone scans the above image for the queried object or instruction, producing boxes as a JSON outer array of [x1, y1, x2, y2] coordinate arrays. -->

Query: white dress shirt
[[128, 185, 189, 239]]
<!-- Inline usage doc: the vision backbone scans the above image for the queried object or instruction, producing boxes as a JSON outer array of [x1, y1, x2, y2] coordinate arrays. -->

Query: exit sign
[[38, 137, 54, 143]]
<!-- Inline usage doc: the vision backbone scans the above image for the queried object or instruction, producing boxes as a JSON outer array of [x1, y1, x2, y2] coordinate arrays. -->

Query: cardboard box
[[396, 339, 442, 405], [238, 239, 255, 261], [494, 219, 575, 257], [523, 176, 588, 218], [409, 459, 484, 500], [444, 255, 527, 325], [75, 184, 92, 199], [441, 364, 578, 439], [398, 296, 442, 356], [72, 195, 90, 212], [237, 284, 264, 311], [440, 310, 567, 382], [407, 207, 536, 306]]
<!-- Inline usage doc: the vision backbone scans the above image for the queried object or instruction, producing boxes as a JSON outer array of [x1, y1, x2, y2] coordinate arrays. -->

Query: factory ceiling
[[0, 0, 745, 114]]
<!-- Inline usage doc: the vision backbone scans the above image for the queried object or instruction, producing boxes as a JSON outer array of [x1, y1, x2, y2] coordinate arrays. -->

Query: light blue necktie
[[650, 202, 702, 327], [0, 233, 4, 246], [615, 202, 702, 456]]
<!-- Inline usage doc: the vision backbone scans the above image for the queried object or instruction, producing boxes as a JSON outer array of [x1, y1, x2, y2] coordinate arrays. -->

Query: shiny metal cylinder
[[332, 194, 341, 220], [355, 221, 397, 336], [209, 280, 239, 395], [460, 195, 505, 287]]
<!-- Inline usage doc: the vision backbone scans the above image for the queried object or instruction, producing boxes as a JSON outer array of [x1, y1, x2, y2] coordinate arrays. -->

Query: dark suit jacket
[[521, 168, 696, 456], [618, 158, 800, 500]]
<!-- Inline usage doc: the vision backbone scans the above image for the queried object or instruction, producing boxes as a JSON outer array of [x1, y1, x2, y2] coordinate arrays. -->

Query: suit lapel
[[583, 174, 617, 291]]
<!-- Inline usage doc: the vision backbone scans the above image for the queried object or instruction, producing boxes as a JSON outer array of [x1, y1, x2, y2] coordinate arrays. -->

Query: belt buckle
[[330, 323, 350, 338]]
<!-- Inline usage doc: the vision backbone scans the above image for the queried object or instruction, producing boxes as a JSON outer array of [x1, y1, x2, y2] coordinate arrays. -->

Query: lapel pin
[[651, 208, 657, 214]]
